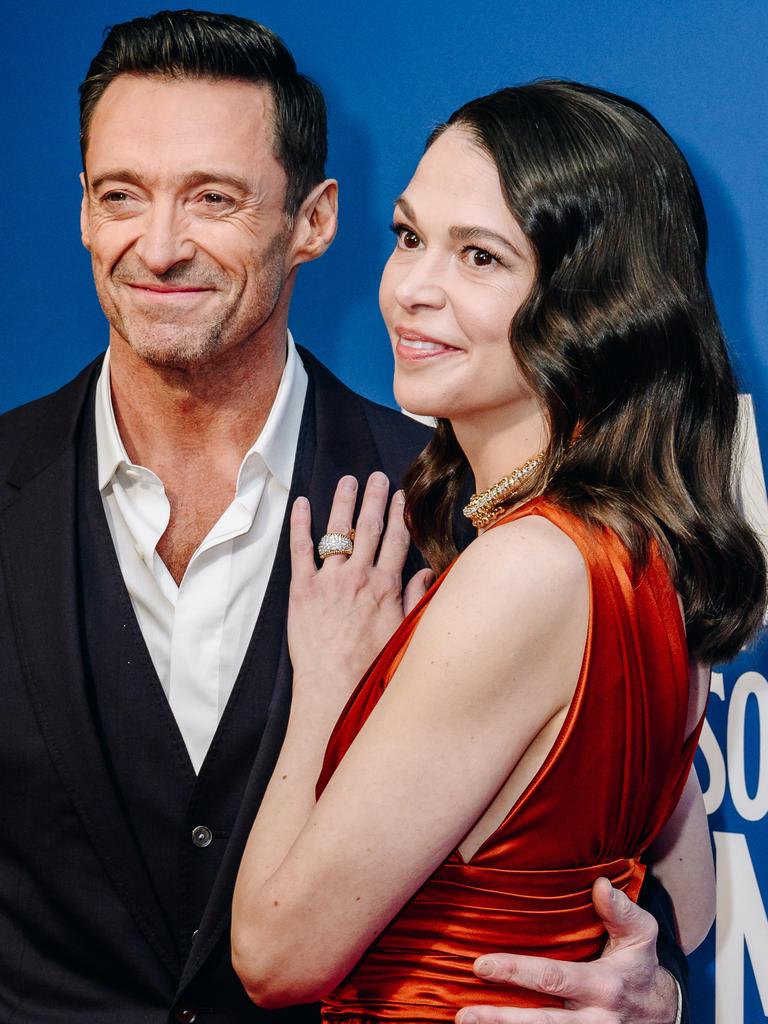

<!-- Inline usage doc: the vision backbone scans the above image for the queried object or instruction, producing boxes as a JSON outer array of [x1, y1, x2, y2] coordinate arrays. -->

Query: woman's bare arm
[[647, 767, 715, 953], [231, 497, 588, 1008], [646, 654, 714, 953]]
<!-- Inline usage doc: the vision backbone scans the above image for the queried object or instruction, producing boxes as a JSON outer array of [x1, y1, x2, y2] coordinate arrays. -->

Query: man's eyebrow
[[88, 170, 143, 192], [394, 196, 525, 259], [87, 169, 253, 194]]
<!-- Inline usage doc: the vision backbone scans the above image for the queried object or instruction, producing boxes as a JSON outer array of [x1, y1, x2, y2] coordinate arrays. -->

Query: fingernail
[[474, 957, 494, 977]]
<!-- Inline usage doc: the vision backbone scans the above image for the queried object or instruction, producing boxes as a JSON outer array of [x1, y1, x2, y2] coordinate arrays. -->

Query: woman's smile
[[394, 328, 463, 361]]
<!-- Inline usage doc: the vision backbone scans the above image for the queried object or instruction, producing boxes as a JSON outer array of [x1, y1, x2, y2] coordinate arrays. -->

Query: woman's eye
[[390, 223, 421, 250], [467, 247, 497, 268]]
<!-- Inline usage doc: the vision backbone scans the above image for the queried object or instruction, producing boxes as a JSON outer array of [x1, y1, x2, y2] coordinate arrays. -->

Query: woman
[[231, 81, 765, 1019]]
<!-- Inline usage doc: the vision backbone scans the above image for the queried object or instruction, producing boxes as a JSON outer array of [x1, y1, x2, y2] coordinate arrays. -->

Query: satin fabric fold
[[317, 500, 700, 1022]]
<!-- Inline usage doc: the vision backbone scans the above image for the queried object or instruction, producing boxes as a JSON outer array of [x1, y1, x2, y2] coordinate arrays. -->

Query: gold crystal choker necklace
[[462, 451, 545, 529]]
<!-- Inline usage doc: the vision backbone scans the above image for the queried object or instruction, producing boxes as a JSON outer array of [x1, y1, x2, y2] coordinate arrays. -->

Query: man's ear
[[288, 179, 338, 269], [79, 171, 91, 251]]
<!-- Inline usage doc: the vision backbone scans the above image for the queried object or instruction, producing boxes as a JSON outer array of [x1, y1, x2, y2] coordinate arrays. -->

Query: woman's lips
[[395, 330, 461, 362]]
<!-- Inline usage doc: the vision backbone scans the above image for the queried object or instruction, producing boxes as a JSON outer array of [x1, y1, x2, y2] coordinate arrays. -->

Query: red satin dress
[[316, 498, 700, 1022]]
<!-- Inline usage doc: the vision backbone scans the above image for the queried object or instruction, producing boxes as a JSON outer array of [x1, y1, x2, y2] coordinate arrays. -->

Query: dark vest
[[75, 379, 320, 1021]]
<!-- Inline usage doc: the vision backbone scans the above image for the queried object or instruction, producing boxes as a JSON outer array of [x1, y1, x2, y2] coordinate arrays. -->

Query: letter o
[[727, 671, 768, 821]]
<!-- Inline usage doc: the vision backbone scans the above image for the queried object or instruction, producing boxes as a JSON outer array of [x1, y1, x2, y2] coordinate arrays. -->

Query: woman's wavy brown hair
[[403, 80, 766, 662]]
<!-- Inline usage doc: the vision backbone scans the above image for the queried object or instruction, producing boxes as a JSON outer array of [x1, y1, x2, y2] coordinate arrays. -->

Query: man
[[0, 10, 686, 1023]]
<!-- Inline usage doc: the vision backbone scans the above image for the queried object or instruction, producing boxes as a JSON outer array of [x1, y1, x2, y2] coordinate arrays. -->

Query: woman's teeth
[[400, 338, 446, 350]]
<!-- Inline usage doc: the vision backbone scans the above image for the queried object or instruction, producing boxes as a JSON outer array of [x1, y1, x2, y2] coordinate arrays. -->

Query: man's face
[[81, 75, 295, 369]]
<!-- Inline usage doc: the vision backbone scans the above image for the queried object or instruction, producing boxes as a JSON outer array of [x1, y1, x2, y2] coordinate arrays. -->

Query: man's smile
[[123, 281, 217, 302]]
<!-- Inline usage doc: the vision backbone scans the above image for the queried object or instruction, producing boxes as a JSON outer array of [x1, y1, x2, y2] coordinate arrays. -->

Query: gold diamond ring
[[318, 531, 355, 559]]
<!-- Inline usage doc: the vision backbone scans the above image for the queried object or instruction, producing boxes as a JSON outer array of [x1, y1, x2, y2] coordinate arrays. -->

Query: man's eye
[[198, 192, 233, 209]]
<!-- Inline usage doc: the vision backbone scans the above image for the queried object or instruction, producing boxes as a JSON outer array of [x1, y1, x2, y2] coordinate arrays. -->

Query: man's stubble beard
[[109, 303, 232, 371], [97, 229, 291, 372]]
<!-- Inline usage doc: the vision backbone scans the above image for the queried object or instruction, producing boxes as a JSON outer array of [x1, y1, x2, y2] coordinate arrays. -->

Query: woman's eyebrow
[[394, 195, 418, 221], [449, 225, 523, 258], [394, 196, 523, 258]]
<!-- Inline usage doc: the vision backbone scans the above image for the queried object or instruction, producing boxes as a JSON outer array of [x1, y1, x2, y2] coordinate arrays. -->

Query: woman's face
[[379, 126, 537, 423]]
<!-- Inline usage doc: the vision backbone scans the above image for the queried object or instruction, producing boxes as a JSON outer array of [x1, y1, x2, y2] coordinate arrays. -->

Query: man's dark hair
[[79, 9, 327, 216]]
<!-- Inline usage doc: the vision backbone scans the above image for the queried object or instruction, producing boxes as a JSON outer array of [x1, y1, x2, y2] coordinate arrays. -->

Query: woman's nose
[[392, 255, 448, 312]]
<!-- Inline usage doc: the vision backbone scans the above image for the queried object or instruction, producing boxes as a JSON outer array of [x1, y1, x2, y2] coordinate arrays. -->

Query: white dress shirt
[[95, 335, 308, 772]]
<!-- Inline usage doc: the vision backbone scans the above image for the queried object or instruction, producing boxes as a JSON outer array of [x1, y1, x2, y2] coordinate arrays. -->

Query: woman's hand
[[288, 471, 433, 711]]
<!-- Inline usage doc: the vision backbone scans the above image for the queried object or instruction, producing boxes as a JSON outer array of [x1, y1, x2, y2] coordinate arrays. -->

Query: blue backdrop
[[2, 3, 766, 1021]]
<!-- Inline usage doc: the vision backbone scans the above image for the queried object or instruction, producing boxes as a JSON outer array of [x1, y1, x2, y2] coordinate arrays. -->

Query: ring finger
[[320, 475, 358, 564]]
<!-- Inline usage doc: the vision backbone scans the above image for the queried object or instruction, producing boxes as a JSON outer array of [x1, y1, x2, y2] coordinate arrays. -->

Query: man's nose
[[133, 200, 195, 275], [392, 254, 448, 312]]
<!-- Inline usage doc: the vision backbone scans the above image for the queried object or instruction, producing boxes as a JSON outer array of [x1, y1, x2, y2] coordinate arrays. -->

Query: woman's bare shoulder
[[442, 512, 587, 613], [402, 512, 590, 690]]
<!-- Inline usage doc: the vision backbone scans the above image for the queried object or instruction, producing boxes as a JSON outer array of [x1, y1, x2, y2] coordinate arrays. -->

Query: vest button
[[174, 1007, 198, 1023], [191, 825, 213, 848]]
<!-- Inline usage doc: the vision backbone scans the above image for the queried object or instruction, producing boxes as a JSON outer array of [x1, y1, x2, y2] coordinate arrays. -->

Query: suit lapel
[[178, 348, 389, 992], [301, 347, 389, 544], [0, 363, 178, 979]]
